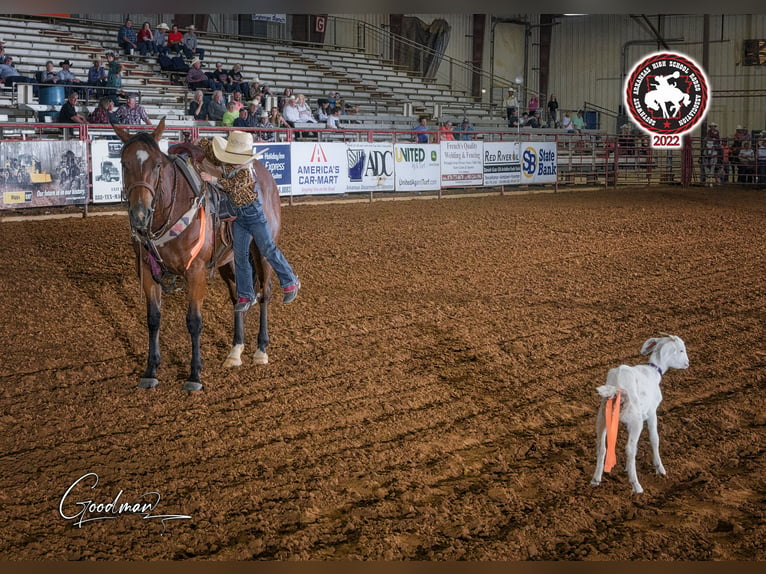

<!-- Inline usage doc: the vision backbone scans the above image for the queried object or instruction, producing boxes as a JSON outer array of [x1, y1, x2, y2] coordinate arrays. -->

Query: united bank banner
[[1, 141, 88, 208], [393, 144, 441, 192]]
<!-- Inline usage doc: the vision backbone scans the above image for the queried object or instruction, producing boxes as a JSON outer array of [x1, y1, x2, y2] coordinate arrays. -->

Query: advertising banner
[[440, 140, 483, 187], [393, 144, 441, 192], [344, 143, 395, 193], [255, 143, 292, 196], [290, 142, 348, 195], [90, 139, 171, 204], [482, 141, 521, 187], [520, 142, 557, 185], [0, 140, 88, 209]]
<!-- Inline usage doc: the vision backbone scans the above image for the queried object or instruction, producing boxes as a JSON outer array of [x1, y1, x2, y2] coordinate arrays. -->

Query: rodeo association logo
[[625, 52, 709, 148]]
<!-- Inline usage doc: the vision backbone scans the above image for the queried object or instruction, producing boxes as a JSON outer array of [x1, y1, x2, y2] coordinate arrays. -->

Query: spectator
[[547, 94, 559, 128], [504, 87, 518, 127], [0, 56, 35, 88], [255, 111, 275, 142], [343, 100, 360, 117], [221, 101, 239, 127], [269, 105, 290, 130], [88, 96, 117, 124], [105, 53, 124, 104], [181, 25, 205, 61], [617, 123, 635, 154], [526, 110, 542, 129], [117, 19, 138, 56], [246, 100, 263, 123], [40, 60, 59, 83], [229, 63, 249, 96], [572, 109, 585, 132], [57, 59, 84, 97], [115, 93, 151, 125], [248, 80, 262, 102], [86, 56, 107, 99], [281, 96, 300, 127], [413, 116, 429, 143], [167, 24, 184, 56], [210, 62, 234, 93], [229, 90, 245, 112], [58, 91, 88, 124], [260, 82, 276, 109], [561, 112, 573, 132], [317, 100, 331, 122], [232, 106, 250, 128], [439, 120, 455, 141], [278, 87, 293, 112], [454, 118, 475, 140], [186, 57, 214, 91], [528, 94, 539, 115], [154, 22, 170, 56], [325, 91, 337, 108], [737, 140, 755, 184], [188, 89, 207, 120], [519, 112, 529, 127], [730, 124, 749, 182], [137, 21, 156, 57], [206, 90, 226, 123], [295, 94, 317, 123], [326, 106, 342, 129]]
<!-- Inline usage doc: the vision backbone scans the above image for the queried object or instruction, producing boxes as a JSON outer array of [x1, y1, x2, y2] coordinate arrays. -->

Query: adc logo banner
[[345, 143, 395, 193]]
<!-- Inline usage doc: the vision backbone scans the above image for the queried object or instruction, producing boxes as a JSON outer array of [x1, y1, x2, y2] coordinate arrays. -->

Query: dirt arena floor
[[0, 185, 764, 561]]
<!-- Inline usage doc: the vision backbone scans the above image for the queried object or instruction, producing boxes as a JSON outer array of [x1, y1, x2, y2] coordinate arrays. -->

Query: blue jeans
[[232, 198, 297, 301]]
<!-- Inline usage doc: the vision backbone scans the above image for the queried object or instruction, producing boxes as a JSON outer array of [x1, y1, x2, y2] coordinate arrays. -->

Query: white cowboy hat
[[190, 57, 201, 66], [157, 23, 169, 30], [212, 131, 264, 165], [187, 24, 196, 30]]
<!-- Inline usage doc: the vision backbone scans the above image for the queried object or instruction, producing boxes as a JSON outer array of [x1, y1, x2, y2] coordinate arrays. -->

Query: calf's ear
[[640, 338, 660, 356]]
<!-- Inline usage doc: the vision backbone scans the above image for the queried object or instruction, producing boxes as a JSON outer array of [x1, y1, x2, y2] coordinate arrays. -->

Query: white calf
[[590, 335, 689, 493]]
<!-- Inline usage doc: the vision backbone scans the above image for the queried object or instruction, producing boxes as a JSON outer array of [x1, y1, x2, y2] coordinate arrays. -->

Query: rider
[[197, 130, 300, 311]]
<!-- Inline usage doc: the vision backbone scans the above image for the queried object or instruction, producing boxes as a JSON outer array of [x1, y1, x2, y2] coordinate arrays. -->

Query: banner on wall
[[344, 143, 395, 193], [255, 143, 292, 196], [0, 140, 88, 209], [90, 139, 171, 204], [251, 14, 287, 24], [520, 142, 557, 184], [393, 144, 441, 192], [291, 142, 347, 195], [440, 140, 483, 187], [482, 141, 521, 186]]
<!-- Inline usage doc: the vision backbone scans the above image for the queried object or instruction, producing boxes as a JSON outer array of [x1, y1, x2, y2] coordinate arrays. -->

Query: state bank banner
[[1, 140, 88, 209], [344, 143, 395, 193], [90, 139, 171, 204], [483, 141, 521, 186], [520, 142, 557, 185], [291, 142, 348, 195], [393, 144, 441, 192], [255, 143, 292, 196], [440, 140, 483, 188]]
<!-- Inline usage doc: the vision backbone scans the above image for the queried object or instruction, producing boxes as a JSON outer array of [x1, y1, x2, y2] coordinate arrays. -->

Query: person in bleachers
[[229, 90, 245, 112], [105, 53, 124, 104], [413, 116, 429, 143], [439, 120, 455, 141], [117, 19, 138, 56], [326, 107, 342, 130], [278, 87, 293, 112], [295, 94, 317, 124], [504, 87, 518, 128], [167, 24, 184, 56], [221, 101, 239, 127], [115, 93, 152, 125], [188, 90, 208, 120], [86, 56, 107, 99], [154, 23, 170, 56], [260, 82, 276, 108], [526, 110, 541, 129], [454, 118, 475, 140], [206, 90, 227, 124], [0, 44, 8, 65], [247, 100, 263, 122], [281, 96, 300, 127], [210, 62, 235, 93], [255, 111, 275, 142], [182, 25, 205, 61], [316, 99, 331, 122], [137, 22, 156, 57], [0, 56, 35, 88], [58, 91, 88, 124], [229, 64, 249, 97], [88, 96, 117, 124], [232, 107, 250, 128], [40, 60, 59, 83], [269, 105, 290, 130], [186, 57, 214, 91], [57, 59, 84, 97]]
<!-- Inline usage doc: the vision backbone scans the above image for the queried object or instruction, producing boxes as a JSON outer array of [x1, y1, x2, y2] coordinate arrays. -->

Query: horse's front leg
[[139, 263, 162, 389], [183, 266, 207, 391], [220, 261, 247, 368], [253, 260, 273, 365]]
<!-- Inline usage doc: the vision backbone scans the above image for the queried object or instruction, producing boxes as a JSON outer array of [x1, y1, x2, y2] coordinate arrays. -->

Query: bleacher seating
[[0, 15, 513, 135]]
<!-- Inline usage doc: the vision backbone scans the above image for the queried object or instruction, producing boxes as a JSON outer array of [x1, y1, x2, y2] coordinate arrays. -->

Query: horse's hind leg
[[139, 265, 162, 389], [220, 261, 247, 368], [253, 255, 272, 365]]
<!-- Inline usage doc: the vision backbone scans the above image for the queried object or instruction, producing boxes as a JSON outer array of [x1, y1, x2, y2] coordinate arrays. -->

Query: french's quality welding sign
[[625, 52, 710, 149]]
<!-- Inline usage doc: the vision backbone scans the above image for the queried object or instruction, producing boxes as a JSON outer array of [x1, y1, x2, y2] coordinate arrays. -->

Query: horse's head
[[113, 118, 167, 235]]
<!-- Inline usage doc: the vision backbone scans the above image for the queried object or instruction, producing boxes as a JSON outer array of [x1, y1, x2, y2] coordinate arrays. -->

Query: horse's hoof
[[223, 357, 242, 368], [138, 378, 158, 389], [253, 350, 269, 365], [183, 381, 204, 392]]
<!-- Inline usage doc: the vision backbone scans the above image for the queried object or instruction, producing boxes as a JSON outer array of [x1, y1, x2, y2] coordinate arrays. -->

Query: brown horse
[[114, 118, 282, 391]]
